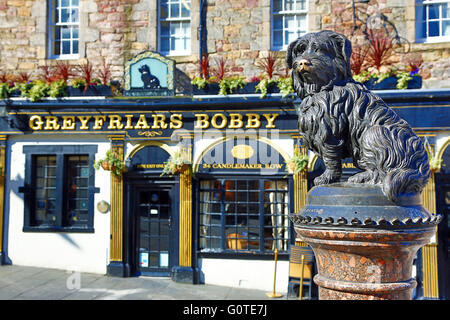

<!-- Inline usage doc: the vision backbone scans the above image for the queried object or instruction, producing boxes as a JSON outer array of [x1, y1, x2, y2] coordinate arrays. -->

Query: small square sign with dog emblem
[[124, 51, 175, 96]]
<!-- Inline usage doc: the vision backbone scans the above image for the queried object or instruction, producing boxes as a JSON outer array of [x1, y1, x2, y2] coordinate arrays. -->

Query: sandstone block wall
[[0, 0, 448, 89]]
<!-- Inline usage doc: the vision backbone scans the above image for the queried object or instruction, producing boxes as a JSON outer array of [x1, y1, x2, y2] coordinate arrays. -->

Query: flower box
[[192, 83, 220, 95], [234, 82, 258, 94], [67, 85, 112, 97], [363, 76, 422, 90]]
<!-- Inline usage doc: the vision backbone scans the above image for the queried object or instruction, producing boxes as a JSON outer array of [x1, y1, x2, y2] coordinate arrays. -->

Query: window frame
[[47, 0, 80, 60], [158, 0, 192, 56], [271, 0, 309, 51], [416, 0, 450, 43], [22, 145, 98, 233], [196, 176, 294, 258]]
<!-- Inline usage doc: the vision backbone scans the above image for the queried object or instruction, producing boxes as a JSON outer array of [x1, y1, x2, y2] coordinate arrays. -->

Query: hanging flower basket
[[161, 150, 192, 177], [285, 151, 309, 174], [93, 150, 125, 177]]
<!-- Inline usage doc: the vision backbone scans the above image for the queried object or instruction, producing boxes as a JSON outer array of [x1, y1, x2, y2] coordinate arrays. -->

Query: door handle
[[168, 217, 172, 228]]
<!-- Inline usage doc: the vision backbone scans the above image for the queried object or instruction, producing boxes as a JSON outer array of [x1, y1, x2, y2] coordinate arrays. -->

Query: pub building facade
[[0, 88, 449, 299], [0, 0, 450, 299]]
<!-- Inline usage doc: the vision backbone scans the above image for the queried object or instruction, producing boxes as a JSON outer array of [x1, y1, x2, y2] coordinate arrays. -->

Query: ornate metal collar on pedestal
[[291, 183, 442, 230]]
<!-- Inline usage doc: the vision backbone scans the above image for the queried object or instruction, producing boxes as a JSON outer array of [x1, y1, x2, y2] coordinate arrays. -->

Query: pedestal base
[[291, 183, 441, 300], [296, 227, 436, 300]]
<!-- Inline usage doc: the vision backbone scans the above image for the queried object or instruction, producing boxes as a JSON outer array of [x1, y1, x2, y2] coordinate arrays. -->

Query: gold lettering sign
[[26, 113, 280, 131], [136, 164, 165, 169], [202, 163, 285, 170]]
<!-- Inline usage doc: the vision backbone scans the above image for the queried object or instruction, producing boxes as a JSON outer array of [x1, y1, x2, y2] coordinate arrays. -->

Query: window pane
[[61, 0, 70, 7], [273, 30, 283, 48], [429, 21, 440, 36], [61, 26, 71, 39], [71, 0, 78, 6], [285, 29, 297, 44], [160, 21, 170, 36], [160, 3, 168, 19], [72, 27, 78, 39], [285, 0, 294, 11], [62, 40, 71, 54], [170, 2, 180, 18], [64, 155, 89, 227], [444, 3, 450, 18], [273, 15, 283, 30], [160, 36, 170, 52], [170, 22, 178, 36], [443, 20, 450, 36], [72, 40, 78, 54], [61, 8, 70, 22], [71, 8, 79, 23], [273, 0, 282, 12], [297, 14, 306, 30], [181, 0, 190, 17], [33, 156, 57, 227], [296, 0, 305, 10], [428, 4, 440, 19]]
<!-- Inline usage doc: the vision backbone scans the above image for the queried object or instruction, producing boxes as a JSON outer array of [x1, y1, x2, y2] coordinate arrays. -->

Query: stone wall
[[0, 0, 448, 89], [309, 0, 450, 88]]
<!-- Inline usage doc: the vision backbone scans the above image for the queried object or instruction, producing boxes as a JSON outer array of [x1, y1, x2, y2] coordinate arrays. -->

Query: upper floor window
[[159, 0, 191, 56], [416, 0, 450, 42], [271, 0, 308, 51], [48, 0, 80, 59]]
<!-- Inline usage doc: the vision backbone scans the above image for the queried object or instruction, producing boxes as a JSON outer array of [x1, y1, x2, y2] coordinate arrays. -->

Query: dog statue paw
[[286, 30, 430, 202], [314, 169, 341, 186]]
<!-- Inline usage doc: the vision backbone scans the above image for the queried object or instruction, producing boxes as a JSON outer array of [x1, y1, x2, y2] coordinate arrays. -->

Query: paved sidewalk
[[0, 265, 277, 300]]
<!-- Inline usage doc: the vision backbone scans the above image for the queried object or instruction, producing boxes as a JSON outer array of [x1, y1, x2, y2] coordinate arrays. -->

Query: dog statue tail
[[362, 125, 430, 203]]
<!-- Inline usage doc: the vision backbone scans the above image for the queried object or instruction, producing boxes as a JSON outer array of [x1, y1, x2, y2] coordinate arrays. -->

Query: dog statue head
[[286, 30, 353, 99], [139, 64, 150, 74]]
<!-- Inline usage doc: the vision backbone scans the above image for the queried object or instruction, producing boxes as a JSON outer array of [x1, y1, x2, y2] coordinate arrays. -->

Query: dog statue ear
[[329, 32, 352, 78], [286, 39, 299, 69], [330, 32, 352, 64]]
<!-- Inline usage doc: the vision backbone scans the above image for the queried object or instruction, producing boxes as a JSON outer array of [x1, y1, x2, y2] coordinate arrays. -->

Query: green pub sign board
[[124, 51, 175, 96]]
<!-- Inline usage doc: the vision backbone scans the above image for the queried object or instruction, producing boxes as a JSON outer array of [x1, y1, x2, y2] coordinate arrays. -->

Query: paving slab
[[0, 265, 275, 300]]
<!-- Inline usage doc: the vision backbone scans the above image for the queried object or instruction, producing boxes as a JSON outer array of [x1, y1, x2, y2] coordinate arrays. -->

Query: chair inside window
[[288, 245, 315, 299], [226, 233, 247, 250]]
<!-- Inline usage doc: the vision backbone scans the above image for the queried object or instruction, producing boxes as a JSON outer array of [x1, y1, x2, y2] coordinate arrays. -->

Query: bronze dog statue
[[286, 30, 430, 202]]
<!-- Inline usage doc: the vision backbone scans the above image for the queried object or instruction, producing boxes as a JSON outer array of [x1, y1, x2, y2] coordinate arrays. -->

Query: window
[[22, 145, 97, 232], [159, 0, 191, 55], [416, 0, 450, 42], [48, 0, 80, 58], [199, 179, 290, 254], [272, 0, 308, 51]]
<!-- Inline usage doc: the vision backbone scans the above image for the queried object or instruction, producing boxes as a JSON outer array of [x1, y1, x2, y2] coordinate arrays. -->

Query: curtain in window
[[199, 180, 213, 248], [268, 180, 289, 251]]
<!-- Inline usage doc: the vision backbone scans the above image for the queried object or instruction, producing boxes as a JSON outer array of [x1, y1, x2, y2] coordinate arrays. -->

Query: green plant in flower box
[[255, 78, 278, 98], [191, 76, 208, 89], [48, 80, 68, 98], [71, 78, 86, 89], [0, 83, 11, 99], [218, 77, 246, 95], [277, 77, 294, 97]]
